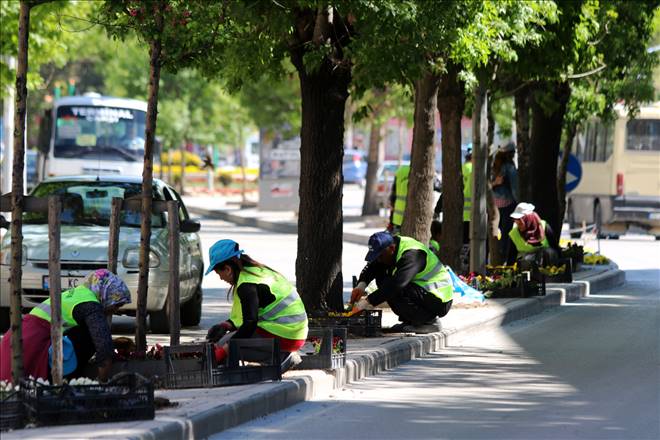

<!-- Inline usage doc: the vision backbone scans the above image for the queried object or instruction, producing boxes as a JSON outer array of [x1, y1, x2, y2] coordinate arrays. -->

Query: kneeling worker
[[350, 231, 453, 334]]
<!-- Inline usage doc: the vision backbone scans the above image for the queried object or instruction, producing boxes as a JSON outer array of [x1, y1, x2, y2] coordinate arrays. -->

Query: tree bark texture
[[557, 123, 577, 228], [401, 72, 440, 244], [9, 0, 32, 384], [486, 99, 500, 264], [362, 118, 382, 216], [437, 64, 466, 270], [290, 7, 352, 312], [529, 81, 571, 236], [47, 196, 62, 385], [514, 85, 532, 203], [470, 85, 488, 274], [136, 13, 164, 352]]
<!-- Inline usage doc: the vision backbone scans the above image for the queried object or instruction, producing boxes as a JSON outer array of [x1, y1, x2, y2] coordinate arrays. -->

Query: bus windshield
[[54, 105, 146, 162]]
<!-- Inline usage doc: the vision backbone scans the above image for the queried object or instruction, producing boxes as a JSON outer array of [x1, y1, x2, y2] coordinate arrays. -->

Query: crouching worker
[[205, 239, 308, 368], [350, 231, 453, 334], [506, 202, 560, 270], [0, 269, 130, 383]]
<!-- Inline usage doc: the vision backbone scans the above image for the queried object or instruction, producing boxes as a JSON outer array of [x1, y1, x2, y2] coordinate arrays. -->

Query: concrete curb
[[131, 268, 625, 439]]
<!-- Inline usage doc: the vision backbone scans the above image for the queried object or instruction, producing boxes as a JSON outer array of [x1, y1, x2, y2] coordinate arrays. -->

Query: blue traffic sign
[[565, 153, 582, 192]]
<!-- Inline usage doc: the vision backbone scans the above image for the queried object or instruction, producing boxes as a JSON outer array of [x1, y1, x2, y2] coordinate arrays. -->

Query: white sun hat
[[510, 202, 535, 219]]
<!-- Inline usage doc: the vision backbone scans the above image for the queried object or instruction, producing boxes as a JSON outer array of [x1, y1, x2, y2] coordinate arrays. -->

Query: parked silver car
[[0, 175, 203, 333]]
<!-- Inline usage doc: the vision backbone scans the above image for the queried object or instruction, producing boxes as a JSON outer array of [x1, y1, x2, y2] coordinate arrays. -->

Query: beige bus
[[567, 102, 660, 239]]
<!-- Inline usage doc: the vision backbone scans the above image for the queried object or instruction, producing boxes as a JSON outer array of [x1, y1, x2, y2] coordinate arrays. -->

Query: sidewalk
[[5, 199, 626, 440]]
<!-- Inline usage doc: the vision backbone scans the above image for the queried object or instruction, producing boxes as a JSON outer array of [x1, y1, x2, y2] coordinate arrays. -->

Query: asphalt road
[[212, 236, 660, 440]]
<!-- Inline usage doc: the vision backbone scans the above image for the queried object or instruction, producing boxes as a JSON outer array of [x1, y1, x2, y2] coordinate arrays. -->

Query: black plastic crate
[[308, 309, 382, 337], [164, 343, 215, 389], [296, 327, 347, 370], [488, 282, 525, 298], [214, 339, 282, 386], [21, 373, 154, 426], [0, 391, 25, 431], [165, 340, 282, 388]]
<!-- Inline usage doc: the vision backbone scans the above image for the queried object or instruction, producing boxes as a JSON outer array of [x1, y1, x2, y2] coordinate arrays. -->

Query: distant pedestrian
[[491, 142, 519, 261], [205, 239, 308, 369], [350, 232, 452, 334], [462, 147, 473, 244]]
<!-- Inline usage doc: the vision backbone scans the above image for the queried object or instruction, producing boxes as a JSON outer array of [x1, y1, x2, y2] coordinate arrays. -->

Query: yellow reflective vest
[[463, 162, 472, 222], [509, 220, 550, 257], [392, 165, 410, 227], [394, 237, 453, 302], [30, 285, 99, 330], [231, 266, 308, 340]]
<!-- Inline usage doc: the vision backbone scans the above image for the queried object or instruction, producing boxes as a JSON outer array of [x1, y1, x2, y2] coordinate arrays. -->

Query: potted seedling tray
[[308, 309, 382, 337], [0, 390, 24, 431], [296, 327, 347, 370], [20, 373, 154, 427], [538, 258, 573, 283]]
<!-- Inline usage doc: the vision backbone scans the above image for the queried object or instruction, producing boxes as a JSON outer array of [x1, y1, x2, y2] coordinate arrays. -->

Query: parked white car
[[0, 175, 203, 333]]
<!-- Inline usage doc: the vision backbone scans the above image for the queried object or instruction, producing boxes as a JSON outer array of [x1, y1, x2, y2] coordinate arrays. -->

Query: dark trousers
[[387, 283, 452, 326]]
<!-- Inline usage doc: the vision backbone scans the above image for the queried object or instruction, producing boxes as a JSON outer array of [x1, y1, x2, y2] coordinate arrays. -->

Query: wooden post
[[48, 196, 62, 385], [107, 197, 122, 274], [167, 201, 180, 346]]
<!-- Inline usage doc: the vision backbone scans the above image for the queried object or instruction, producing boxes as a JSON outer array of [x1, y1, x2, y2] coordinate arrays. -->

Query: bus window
[[626, 119, 660, 151], [575, 120, 613, 162]]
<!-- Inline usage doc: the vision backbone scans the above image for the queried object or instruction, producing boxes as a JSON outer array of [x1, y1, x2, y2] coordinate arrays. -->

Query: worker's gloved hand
[[350, 286, 365, 305], [214, 345, 228, 364], [206, 321, 233, 343], [386, 223, 394, 232], [355, 297, 374, 312]]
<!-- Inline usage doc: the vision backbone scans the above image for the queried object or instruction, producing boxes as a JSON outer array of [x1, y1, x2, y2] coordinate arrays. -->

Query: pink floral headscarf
[[84, 269, 131, 309]]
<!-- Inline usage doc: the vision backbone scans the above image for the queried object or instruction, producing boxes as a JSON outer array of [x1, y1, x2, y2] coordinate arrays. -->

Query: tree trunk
[[470, 84, 488, 274], [557, 122, 577, 227], [362, 114, 383, 216], [8, 0, 32, 384], [402, 72, 440, 243], [514, 85, 532, 203], [486, 99, 501, 264], [290, 36, 350, 313], [436, 63, 466, 270], [136, 11, 164, 353], [529, 81, 571, 236]]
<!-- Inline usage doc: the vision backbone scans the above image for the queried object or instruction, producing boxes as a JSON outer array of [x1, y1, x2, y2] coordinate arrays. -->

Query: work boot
[[280, 351, 303, 373], [384, 321, 413, 333]]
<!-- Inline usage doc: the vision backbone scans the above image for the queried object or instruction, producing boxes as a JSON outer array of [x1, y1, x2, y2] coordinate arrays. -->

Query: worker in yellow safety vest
[[0, 269, 131, 382], [205, 239, 308, 368], [506, 203, 560, 268], [350, 232, 453, 334], [462, 148, 473, 244]]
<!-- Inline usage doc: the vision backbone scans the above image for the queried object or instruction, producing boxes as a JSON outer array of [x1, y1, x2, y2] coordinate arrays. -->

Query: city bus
[[39, 93, 147, 178], [567, 102, 660, 239]]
